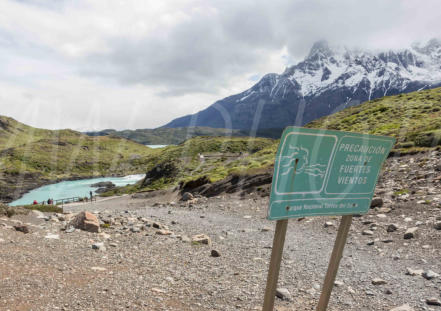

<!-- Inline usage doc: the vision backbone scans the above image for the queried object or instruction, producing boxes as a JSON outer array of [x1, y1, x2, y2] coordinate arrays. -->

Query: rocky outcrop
[[190, 173, 272, 197], [142, 161, 178, 187], [91, 181, 115, 188], [91, 181, 116, 194], [180, 176, 211, 193], [0, 171, 50, 203]]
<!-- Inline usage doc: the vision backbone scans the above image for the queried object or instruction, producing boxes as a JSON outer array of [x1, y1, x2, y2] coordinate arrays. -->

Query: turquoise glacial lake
[[9, 174, 145, 206]]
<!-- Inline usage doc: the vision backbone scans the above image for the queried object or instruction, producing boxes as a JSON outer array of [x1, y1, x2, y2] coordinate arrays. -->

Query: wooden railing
[[53, 196, 97, 206]]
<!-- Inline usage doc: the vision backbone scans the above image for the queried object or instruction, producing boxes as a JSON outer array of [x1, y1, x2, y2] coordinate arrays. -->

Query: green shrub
[[23, 204, 63, 213]]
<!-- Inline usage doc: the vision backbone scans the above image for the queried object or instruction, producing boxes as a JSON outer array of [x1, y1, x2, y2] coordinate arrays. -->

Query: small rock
[[13, 225, 29, 234], [384, 288, 393, 295], [372, 278, 387, 285], [45, 233, 59, 239], [275, 288, 291, 301], [65, 226, 75, 233], [433, 221, 441, 230], [152, 222, 164, 229], [422, 270, 439, 280], [211, 249, 221, 257], [387, 224, 399, 232], [91, 267, 107, 272], [261, 227, 272, 232], [57, 214, 66, 221], [324, 221, 335, 228], [365, 290, 375, 296], [98, 232, 110, 239], [191, 234, 211, 245], [156, 230, 173, 236], [370, 197, 383, 208], [403, 227, 418, 239], [426, 297, 441, 306], [181, 192, 194, 201], [92, 242, 106, 251], [362, 230, 374, 236], [334, 280, 344, 287], [378, 207, 392, 213], [405, 267, 424, 276]]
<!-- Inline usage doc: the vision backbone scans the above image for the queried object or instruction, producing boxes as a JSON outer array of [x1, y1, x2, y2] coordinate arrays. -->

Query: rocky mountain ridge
[[164, 39, 441, 130]]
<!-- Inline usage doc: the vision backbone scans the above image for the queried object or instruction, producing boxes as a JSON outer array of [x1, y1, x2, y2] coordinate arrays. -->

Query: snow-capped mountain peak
[[280, 39, 441, 99], [164, 39, 441, 131]]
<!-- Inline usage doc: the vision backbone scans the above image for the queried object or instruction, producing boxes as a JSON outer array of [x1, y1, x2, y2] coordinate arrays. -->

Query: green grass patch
[[22, 204, 63, 213], [394, 189, 409, 196], [307, 87, 441, 152]]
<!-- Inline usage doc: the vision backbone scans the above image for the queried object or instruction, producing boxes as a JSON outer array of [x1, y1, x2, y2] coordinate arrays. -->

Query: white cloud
[[0, 0, 440, 130]]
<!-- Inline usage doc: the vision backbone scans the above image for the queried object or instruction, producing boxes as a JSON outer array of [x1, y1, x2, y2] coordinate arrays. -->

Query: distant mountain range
[[163, 39, 441, 130], [84, 127, 283, 145]]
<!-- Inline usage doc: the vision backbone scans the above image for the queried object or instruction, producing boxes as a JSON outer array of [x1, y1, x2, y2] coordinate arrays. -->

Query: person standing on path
[[89, 191, 93, 202]]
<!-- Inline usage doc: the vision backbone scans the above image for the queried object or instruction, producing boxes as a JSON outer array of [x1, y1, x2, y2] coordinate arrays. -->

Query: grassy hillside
[[101, 136, 277, 196], [85, 126, 284, 145], [0, 116, 157, 178], [0, 116, 159, 201], [307, 87, 441, 153]]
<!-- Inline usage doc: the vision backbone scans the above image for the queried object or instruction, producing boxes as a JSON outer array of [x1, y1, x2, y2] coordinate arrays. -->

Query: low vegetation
[[101, 136, 277, 195], [306, 87, 441, 153], [0, 116, 157, 179], [22, 204, 63, 213]]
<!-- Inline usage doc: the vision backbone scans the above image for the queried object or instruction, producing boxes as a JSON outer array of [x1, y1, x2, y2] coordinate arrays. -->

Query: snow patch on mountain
[[275, 39, 441, 99]]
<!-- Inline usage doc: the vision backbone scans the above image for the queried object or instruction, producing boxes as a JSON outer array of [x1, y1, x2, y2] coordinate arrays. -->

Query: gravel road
[[1, 190, 440, 311], [1, 151, 441, 311]]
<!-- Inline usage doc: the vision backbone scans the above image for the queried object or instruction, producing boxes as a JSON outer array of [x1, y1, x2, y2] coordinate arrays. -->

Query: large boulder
[[68, 211, 100, 233]]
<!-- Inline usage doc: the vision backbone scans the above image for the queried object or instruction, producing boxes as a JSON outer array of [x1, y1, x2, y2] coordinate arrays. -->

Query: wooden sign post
[[262, 219, 288, 311], [316, 215, 352, 311], [262, 127, 395, 311]]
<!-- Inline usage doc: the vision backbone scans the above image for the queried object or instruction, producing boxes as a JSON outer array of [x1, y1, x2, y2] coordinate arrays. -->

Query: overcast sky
[[0, 0, 440, 131]]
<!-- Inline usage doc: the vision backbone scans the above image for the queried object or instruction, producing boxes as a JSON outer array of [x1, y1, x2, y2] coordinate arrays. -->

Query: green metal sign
[[268, 127, 395, 220]]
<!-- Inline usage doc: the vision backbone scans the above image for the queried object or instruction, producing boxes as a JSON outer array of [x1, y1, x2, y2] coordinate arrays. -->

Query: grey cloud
[[83, 16, 278, 95], [77, 0, 441, 96], [1, 0, 441, 130]]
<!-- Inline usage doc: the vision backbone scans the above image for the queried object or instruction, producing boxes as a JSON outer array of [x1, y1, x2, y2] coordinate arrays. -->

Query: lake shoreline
[[3, 172, 146, 205]]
